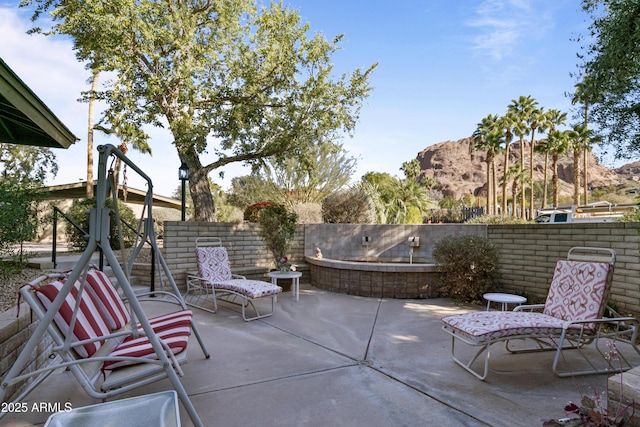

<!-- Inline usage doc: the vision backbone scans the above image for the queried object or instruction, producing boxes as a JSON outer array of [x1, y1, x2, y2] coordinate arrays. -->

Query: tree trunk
[[86, 71, 99, 197], [519, 140, 525, 219], [573, 150, 581, 205], [542, 154, 549, 209], [583, 103, 589, 205], [485, 160, 491, 214], [552, 155, 559, 208], [182, 148, 216, 222], [502, 144, 510, 215], [529, 129, 536, 218], [492, 161, 498, 214]]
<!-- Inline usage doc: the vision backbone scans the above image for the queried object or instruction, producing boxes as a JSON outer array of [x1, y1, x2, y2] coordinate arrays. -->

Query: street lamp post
[[179, 162, 189, 221]]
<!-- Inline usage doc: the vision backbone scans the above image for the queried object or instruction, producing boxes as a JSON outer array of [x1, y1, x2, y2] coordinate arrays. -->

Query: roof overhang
[[45, 182, 183, 210], [0, 57, 79, 149]]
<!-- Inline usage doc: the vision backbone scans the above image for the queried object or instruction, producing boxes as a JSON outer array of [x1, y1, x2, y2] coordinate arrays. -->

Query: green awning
[[0, 57, 79, 148]]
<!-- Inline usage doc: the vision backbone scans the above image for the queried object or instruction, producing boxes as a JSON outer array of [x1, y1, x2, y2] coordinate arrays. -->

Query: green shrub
[[65, 198, 137, 250], [256, 203, 298, 268], [433, 234, 499, 303]]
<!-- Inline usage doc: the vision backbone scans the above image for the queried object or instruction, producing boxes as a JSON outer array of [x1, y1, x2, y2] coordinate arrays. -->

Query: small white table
[[268, 271, 303, 301], [483, 292, 527, 311]]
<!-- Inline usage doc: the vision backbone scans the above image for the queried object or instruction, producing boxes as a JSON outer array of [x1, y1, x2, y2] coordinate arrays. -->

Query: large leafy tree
[[22, 0, 376, 221], [579, 0, 640, 159], [508, 95, 537, 219], [257, 142, 358, 207]]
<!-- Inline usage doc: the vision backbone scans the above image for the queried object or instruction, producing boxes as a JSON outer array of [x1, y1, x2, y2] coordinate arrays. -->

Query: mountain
[[416, 138, 624, 200]]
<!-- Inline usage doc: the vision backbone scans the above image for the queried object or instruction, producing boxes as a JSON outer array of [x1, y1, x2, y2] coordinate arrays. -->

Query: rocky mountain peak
[[416, 138, 622, 200]]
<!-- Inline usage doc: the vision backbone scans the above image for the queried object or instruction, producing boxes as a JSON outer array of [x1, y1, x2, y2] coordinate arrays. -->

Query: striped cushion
[[102, 324, 191, 371], [35, 280, 111, 358], [84, 269, 130, 330], [136, 310, 193, 333]]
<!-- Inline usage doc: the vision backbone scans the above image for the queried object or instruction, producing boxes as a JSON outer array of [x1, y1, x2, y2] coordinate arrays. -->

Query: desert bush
[[65, 198, 137, 250], [322, 187, 376, 223], [293, 203, 322, 224], [433, 234, 499, 303]]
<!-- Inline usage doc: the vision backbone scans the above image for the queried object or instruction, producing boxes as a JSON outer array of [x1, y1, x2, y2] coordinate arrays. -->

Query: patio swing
[[0, 144, 210, 427]]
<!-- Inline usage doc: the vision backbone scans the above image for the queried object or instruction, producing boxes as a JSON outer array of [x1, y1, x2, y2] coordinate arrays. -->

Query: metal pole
[[181, 179, 186, 221], [52, 207, 57, 268]]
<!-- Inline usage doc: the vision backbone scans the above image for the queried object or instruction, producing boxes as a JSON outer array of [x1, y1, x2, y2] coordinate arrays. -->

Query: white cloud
[[466, 0, 534, 60]]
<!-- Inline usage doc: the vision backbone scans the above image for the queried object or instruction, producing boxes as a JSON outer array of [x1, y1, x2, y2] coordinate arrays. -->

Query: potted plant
[[256, 203, 298, 290]]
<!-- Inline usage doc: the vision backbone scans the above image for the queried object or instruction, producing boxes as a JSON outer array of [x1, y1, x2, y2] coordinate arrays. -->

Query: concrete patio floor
[[4, 284, 640, 426]]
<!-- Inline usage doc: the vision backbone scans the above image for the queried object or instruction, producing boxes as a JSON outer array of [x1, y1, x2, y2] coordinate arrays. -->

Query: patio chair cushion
[[442, 311, 569, 344], [103, 321, 191, 371], [543, 260, 611, 324], [216, 279, 282, 299], [195, 247, 232, 282], [84, 269, 131, 331], [135, 310, 194, 333], [35, 280, 111, 358]]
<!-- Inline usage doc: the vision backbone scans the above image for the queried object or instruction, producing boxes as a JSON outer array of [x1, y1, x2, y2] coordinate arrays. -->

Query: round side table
[[267, 271, 303, 301], [483, 292, 527, 311]]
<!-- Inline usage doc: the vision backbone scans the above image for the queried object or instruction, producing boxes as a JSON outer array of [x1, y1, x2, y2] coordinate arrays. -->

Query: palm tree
[[500, 113, 516, 215], [508, 96, 537, 219], [502, 163, 529, 217], [512, 120, 529, 218], [528, 106, 547, 217], [472, 114, 504, 215], [386, 178, 433, 224], [539, 109, 567, 208], [569, 123, 601, 205], [546, 130, 571, 208], [571, 77, 600, 204]]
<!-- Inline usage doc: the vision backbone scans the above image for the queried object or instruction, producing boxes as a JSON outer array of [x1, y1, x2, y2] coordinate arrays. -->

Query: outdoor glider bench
[[3, 267, 209, 421], [442, 247, 640, 380], [185, 237, 283, 321]]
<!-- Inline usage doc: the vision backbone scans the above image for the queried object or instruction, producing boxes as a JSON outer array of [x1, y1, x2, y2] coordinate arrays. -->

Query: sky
[[0, 1, 611, 198]]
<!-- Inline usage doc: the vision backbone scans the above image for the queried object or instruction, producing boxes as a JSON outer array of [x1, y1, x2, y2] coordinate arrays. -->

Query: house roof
[[0, 57, 79, 149], [45, 182, 183, 210]]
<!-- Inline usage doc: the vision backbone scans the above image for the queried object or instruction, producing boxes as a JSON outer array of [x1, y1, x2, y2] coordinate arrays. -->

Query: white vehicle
[[533, 201, 637, 224]]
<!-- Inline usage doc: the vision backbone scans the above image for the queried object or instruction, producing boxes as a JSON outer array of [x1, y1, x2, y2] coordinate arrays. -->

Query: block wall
[[162, 221, 306, 289], [0, 303, 55, 401], [488, 222, 640, 317]]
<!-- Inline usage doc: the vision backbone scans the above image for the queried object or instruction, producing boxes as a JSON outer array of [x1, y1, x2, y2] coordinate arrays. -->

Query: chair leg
[[449, 335, 491, 380]]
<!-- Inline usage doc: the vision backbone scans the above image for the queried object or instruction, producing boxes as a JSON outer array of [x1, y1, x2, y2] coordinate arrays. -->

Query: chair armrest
[[232, 274, 246, 280], [563, 316, 638, 328], [513, 304, 544, 312]]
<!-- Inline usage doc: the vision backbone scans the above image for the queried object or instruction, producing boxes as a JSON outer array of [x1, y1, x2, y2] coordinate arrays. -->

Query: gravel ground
[[0, 246, 154, 313], [0, 267, 54, 313]]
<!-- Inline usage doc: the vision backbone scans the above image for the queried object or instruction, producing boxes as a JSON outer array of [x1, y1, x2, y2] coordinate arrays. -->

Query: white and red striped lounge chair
[[186, 237, 282, 321], [442, 247, 640, 380]]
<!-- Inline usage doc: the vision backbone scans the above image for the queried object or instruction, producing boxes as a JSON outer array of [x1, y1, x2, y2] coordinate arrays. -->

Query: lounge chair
[[185, 237, 282, 321], [441, 247, 640, 380]]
